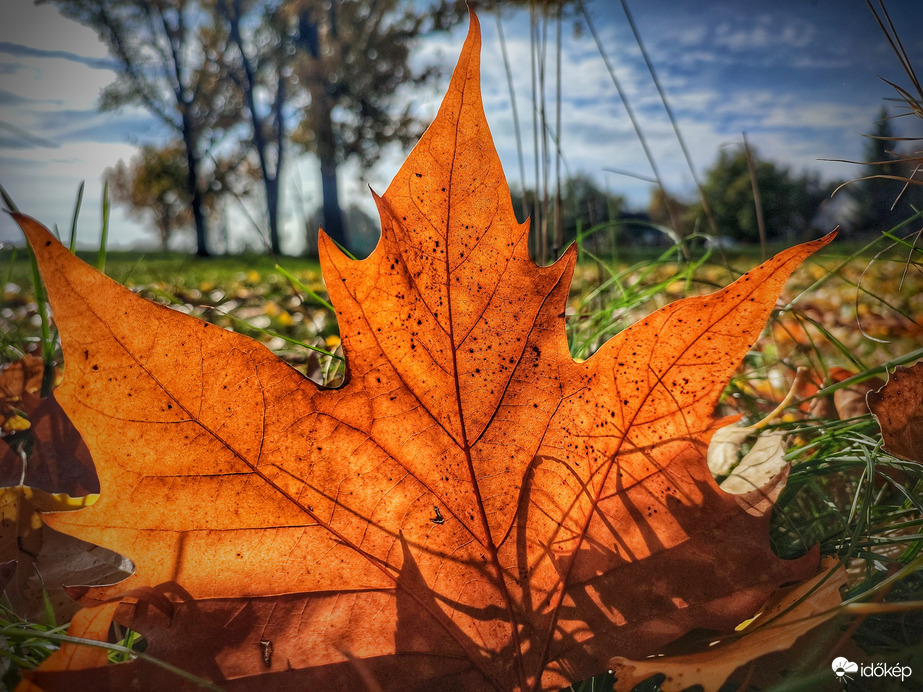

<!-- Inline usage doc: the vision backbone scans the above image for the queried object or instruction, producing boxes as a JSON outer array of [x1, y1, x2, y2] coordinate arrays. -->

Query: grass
[[3, 225, 918, 377], [0, 599, 223, 691], [1, 217, 921, 690], [1, 244, 341, 381]]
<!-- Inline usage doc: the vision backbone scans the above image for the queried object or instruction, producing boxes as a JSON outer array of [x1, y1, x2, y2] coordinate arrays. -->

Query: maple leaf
[[14, 12, 835, 690]]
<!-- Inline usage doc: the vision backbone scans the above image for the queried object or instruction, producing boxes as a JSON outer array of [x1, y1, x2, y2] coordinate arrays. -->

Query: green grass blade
[[327, 235, 357, 261], [0, 182, 21, 212], [3, 246, 17, 288], [26, 244, 56, 396], [97, 180, 110, 273], [814, 345, 923, 399], [69, 181, 85, 253], [1, 627, 226, 691], [275, 264, 334, 311], [784, 208, 923, 309], [141, 284, 344, 365], [40, 589, 56, 628]]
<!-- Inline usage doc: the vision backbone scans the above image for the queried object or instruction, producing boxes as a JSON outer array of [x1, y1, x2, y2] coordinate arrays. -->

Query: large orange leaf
[[16, 12, 832, 690]]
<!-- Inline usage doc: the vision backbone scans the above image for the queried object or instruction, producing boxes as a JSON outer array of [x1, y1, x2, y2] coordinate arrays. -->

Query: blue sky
[[1, 0, 921, 252]]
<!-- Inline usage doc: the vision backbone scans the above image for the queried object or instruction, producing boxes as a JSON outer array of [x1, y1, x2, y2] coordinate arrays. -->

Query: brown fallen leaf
[[0, 472, 91, 584], [801, 367, 885, 421], [0, 430, 24, 487], [19, 393, 99, 497], [868, 362, 923, 463], [827, 367, 884, 421], [610, 558, 847, 691], [0, 355, 44, 402], [0, 355, 44, 432], [14, 11, 833, 690], [0, 451, 121, 623], [1, 367, 115, 622]]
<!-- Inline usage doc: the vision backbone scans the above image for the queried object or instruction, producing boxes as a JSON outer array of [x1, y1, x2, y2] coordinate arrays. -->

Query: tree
[[287, 0, 465, 253], [688, 147, 834, 243], [40, 0, 243, 256], [511, 173, 624, 254], [108, 143, 193, 250], [108, 142, 249, 250], [217, 0, 291, 255]]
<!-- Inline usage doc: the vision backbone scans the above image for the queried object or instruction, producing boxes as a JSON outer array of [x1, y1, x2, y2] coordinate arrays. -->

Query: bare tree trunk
[[160, 212, 170, 251], [267, 67, 285, 255], [163, 5, 209, 257], [222, 0, 283, 255], [265, 176, 281, 254], [320, 157, 345, 248], [182, 121, 210, 257], [314, 87, 346, 249]]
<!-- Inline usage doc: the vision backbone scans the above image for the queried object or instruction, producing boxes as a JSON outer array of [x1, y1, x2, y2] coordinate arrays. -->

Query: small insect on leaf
[[260, 639, 273, 668]]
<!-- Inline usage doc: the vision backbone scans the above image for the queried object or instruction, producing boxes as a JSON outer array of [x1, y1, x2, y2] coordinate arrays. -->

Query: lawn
[[4, 230, 921, 375], [1, 226, 921, 690]]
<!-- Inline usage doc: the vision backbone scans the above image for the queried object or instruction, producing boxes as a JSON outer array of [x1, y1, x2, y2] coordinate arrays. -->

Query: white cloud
[[3, 1, 921, 252], [0, 0, 110, 59], [0, 140, 141, 246], [0, 56, 111, 112], [713, 13, 815, 53]]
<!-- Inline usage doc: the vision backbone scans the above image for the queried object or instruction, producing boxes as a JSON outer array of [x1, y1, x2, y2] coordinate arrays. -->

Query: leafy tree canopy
[[689, 147, 836, 243], [39, 0, 245, 256], [853, 106, 923, 233]]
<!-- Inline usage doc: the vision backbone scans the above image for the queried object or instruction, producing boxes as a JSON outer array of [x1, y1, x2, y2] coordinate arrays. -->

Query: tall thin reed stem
[[619, 0, 718, 236], [494, 7, 529, 222]]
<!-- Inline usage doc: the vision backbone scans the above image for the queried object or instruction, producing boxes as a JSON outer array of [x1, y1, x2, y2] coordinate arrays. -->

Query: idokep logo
[[830, 656, 859, 684], [832, 657, 859, 682], [831, 656, 913, 685]]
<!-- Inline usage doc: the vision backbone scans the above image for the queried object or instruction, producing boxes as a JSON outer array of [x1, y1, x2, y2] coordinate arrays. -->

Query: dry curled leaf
[[13, 12, 833, 690], [868, 362, 923, 463], [0, 390, 119, 622], [710, 370, 804, 501], [718, 431, 789, 497], [610, 558, 847, 691]]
